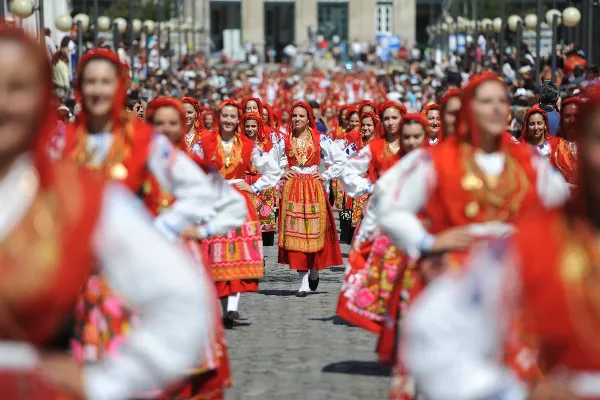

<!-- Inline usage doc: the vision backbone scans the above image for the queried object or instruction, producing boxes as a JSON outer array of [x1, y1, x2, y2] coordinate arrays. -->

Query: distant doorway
[[210, 1, 241, 52], [264, 2, 295, 62]]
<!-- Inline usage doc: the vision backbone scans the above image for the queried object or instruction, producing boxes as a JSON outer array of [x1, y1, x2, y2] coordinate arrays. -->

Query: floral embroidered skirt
[[250, 187, 276, 233], [204, 191, 264, 283], [72, 240, 232, 399], [331, 178, 345, 209], [278, 174, 342, 271], [336, 231, 405, 334], [352, 193, 370, 228]]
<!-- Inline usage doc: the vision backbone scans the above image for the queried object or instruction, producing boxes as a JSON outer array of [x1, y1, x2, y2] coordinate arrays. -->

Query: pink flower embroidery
[[87, 276, 102, 295], [70, 340, 84, 361], [102, 296, 124, 319], [260, 205, 272, 217], [355, 288, 376, 308]]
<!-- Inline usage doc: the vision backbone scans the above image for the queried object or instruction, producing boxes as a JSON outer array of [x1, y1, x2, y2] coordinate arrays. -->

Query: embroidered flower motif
[[355, 288, 376, 308]]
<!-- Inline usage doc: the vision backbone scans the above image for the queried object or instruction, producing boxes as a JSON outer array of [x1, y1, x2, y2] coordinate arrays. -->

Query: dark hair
[[308, 100, 320, 109], [574, 65, 585, 77], [126, 96, 141, 111], [45, 28, 51, 36], [60, 36, 71, 48], [540, 81, 559, 105]]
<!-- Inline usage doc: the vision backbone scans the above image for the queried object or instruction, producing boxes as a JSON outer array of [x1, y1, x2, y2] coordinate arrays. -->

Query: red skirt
[[0, 372, 77, 400], [277, 175, 342, 271], [203, 190, 263, 286], [336, 232, 405, 333]]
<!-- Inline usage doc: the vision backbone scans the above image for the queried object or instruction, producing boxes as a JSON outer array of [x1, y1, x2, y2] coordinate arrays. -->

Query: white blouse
[[0, 156, 212, 400], [219, 138, 283, 194], [371, 148, 572, 259], [79, 132, 248, 240], [271, 133, 347, 181]]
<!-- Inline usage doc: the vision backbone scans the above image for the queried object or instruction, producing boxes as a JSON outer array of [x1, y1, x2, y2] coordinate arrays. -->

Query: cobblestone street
[[225, 217, 391, 400]]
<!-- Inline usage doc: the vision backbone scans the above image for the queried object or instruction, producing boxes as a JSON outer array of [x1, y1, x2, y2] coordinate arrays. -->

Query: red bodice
[[368, 138, 402, 181], [201, 133, 255, 180], [516, 209, 600, 371], [284, 130, 322, 168], [63, 117, 154, 193], [0, 164, 103, 346]]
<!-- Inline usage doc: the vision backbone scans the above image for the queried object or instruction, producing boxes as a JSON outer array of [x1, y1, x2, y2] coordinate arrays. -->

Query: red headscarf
[[201, 109, 219, 134], [378, 101, 407, 120], [559, 97, 583, 141], [75, 48, 129, 131], [0, 25, 56, 189], [422, 103, 441, 117], [360, 111, 383, 139], [440, 88, 461, 139], [242, 111, 267, 144], [568, 81, 600, 217], [218, 99, 242, 134], [285, 101, 321, 166], [399, 113, 430, 153], [358, 100, 378, 116], [181, 96, 204, 130], [456, 72, 507, 148], [521, 106, 550, 145], [264, 103, 277, 128], [287, 101, 318, 136], [241, 97, 264, 116], [145, 97, 187, 150]]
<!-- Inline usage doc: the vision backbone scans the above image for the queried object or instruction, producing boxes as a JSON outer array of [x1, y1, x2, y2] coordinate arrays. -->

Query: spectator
[[52, 50, 70, 100], [45, 28, 57, 59], [539, 81, 560, 137]]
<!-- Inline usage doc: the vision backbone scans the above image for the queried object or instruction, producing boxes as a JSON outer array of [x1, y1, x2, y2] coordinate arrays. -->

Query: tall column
[[393, 0, 416, 48], [295, 0, 318, 47], [242, 0, 265, 58], [349, 0, 376, 42], [198, 0, 210, 55]]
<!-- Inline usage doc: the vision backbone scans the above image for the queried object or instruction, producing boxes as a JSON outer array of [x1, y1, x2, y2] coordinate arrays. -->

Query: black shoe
[[227, 311, 240, 320], [223, 316, 234, 329], [296, 291, 308, 297], [309, 277, 319, 291]]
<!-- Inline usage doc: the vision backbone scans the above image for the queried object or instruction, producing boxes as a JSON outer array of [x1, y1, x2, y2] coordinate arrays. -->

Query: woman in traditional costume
[[399, 80, 600, 400], [521, 106, 578, 184], [61, 48, 247, 368], [337, 107, 362, 243], [422, 103, 441, 145], [242, 111, 281, 246], [439, 88, 461, 139], [146, 98, 232, 400], [276, 101, 345, 297], [0, 25, 212, 399], [200, 100, 281, 327], [371, 72, 572, 400], [558, 97, 582, 142], [337, 112, 427, 333], [203, 109, 219, 135], [182, 96, 210, 157]]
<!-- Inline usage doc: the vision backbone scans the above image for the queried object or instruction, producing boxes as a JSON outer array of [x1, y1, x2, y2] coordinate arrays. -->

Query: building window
[[376, 4, 393, 34]]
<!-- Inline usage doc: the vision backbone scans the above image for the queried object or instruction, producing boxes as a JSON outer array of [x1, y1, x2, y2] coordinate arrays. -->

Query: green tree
[[101, 0, 176, 21]]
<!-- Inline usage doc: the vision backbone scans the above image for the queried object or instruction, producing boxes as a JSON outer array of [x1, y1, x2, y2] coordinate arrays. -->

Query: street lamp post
[[11, 0, 45, 46], [535, 0, 542, 86], [508, 15, 523, 80], [143, 20, 156, 71], [113, 18, 128, 52], [93, 0, 99, 47], [545, 9, 561, 83], [523, 13, 538, 85], [56, 13, 89, 64]]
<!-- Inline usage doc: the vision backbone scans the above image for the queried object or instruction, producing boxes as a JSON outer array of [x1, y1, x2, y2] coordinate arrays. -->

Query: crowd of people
[[3, 17, 600, 400]]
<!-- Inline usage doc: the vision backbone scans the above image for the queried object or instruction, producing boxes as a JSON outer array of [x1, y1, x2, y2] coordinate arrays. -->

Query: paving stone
[[224, 217, 391, 400]]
